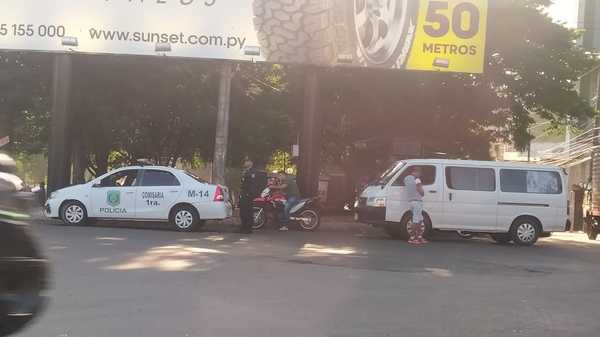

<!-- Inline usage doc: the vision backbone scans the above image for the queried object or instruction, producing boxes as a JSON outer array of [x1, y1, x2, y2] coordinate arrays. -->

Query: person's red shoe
[[418, 238, 429, 244]]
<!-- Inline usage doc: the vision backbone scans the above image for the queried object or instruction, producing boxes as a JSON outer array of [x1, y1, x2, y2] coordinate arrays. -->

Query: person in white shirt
[[403, 167, 427, 244]]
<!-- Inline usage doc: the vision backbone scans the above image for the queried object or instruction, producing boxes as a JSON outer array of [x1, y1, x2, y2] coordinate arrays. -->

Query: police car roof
[[118, 165, 182, 172]]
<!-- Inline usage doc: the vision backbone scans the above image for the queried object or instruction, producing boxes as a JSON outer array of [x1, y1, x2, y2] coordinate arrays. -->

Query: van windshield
[[375, 161, 405, 186]]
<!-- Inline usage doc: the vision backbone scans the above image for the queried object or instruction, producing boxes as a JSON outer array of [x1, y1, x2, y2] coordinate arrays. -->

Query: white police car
[[45, 166, 232, 231]]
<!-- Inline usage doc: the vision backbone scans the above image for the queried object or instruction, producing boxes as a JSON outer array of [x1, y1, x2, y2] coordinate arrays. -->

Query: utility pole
[[212, 62, 233, 185], [47, 54, 73, 193], [566, 119, 571, 160], [591, 67, 600, 220]]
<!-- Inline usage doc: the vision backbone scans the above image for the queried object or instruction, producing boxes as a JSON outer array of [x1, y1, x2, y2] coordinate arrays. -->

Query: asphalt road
[[16, 221, 600, 337]]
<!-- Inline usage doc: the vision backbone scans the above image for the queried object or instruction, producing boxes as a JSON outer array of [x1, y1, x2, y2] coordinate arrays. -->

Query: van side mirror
[[92, 183, 101, 188]]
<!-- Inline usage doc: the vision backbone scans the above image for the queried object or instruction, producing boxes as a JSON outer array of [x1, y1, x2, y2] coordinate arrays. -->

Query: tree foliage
[[0, 53, 52, 154], [0, 0, 596, 180], [484, 0, 596, 150]]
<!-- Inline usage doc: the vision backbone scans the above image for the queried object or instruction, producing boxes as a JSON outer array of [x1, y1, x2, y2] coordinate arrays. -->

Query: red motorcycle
[[252, 185, 321, 231]]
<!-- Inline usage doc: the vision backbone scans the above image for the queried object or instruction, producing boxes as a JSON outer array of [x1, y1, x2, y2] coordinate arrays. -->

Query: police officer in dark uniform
[[238, 157, 267, 234]]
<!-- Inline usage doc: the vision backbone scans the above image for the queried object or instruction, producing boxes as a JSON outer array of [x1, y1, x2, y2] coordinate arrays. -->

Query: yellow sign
[[407, 0, 488, 74]]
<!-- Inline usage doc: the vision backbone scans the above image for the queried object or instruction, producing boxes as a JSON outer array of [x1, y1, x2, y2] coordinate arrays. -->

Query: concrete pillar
[[47, 54, 72, 193], [212, 62, 233, 185], [298, 68, 323, 197]]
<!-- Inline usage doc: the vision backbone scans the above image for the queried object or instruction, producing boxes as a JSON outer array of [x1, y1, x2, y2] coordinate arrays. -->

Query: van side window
[[500, 169, 562, 194], [393, 166, 436, 186], [445, 167, 496, 192]]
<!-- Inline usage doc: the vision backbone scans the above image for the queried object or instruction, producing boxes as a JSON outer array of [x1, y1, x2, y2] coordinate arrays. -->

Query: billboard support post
[[213, 62, 233, 185], [298, 67, 322, 197], [47, 53, 73, 193]]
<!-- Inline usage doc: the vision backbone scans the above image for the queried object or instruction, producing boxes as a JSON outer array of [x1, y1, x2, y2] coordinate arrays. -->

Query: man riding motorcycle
[[270, 172, 301, 231], [252, 172, 321, 232]]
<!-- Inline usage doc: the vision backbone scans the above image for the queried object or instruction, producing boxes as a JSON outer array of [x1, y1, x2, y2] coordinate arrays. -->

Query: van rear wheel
[[511, 218, 540, 246]]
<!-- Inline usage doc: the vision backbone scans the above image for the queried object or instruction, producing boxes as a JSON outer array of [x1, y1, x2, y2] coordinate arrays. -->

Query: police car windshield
[[375, 161, 405, 186], [185, 172, 207, 184]]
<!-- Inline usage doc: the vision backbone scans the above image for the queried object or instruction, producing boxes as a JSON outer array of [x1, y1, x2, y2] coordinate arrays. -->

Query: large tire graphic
[[353, 0, 418, 68], [253, 0, 337, 65]]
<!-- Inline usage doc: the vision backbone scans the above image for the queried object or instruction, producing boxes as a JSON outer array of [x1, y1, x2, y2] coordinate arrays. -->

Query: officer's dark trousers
[[239, 196, 253, 231]]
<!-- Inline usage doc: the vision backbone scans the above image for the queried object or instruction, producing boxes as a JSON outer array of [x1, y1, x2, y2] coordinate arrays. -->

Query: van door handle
[[170, 190, 179, 193], [449, 193, 453, 201], [125, 191, 134, 195], [429, 190, 437, 194]]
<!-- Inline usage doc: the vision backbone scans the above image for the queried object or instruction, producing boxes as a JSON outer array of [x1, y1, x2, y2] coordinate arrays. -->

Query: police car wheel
[[170, 206, 198, 232], [60, 201, 87, 226]]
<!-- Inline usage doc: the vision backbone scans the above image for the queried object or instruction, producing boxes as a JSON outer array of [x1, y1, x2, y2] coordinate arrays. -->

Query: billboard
[[0, 0, 487, 73]]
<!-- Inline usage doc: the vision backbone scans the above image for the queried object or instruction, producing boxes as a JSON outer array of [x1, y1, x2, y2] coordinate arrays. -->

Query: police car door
[[136, 169, 182, 220], [90, 169, 139, 218]]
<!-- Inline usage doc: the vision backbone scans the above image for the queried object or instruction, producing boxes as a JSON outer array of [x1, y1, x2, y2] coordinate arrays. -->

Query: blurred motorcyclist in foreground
[[0, 152, 49, 336]]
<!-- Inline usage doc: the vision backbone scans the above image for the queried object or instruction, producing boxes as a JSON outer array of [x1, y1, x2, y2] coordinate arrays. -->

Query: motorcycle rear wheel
[[297, 209, 320, 231]]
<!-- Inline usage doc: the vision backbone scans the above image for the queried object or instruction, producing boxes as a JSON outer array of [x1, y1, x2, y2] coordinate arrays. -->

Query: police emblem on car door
[[107, 190, 121, 207]]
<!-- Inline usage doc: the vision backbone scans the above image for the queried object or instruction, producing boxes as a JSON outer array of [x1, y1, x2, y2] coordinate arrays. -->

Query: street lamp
[[155, 42, 172, 54], [244, 45, 260, 57], [61, 36, 78, 47], [433, 58, 450, 68]]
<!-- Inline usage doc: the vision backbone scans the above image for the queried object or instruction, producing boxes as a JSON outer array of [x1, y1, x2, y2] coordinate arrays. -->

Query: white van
[[356, 159, 569, 246]]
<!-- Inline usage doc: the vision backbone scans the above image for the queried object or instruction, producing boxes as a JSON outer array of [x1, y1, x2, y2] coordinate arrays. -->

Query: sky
[[547, 0, 579, 28]]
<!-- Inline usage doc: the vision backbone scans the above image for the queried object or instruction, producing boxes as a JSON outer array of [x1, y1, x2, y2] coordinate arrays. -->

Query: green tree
[[0, 52, 52, 155], [1, 0, 595, 182], [316, 0, 596, 169], [70, 57, 293, 177], [484, 0, 596, 150], [267, 150, 296, 174], [227, 63, 293, 167]]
